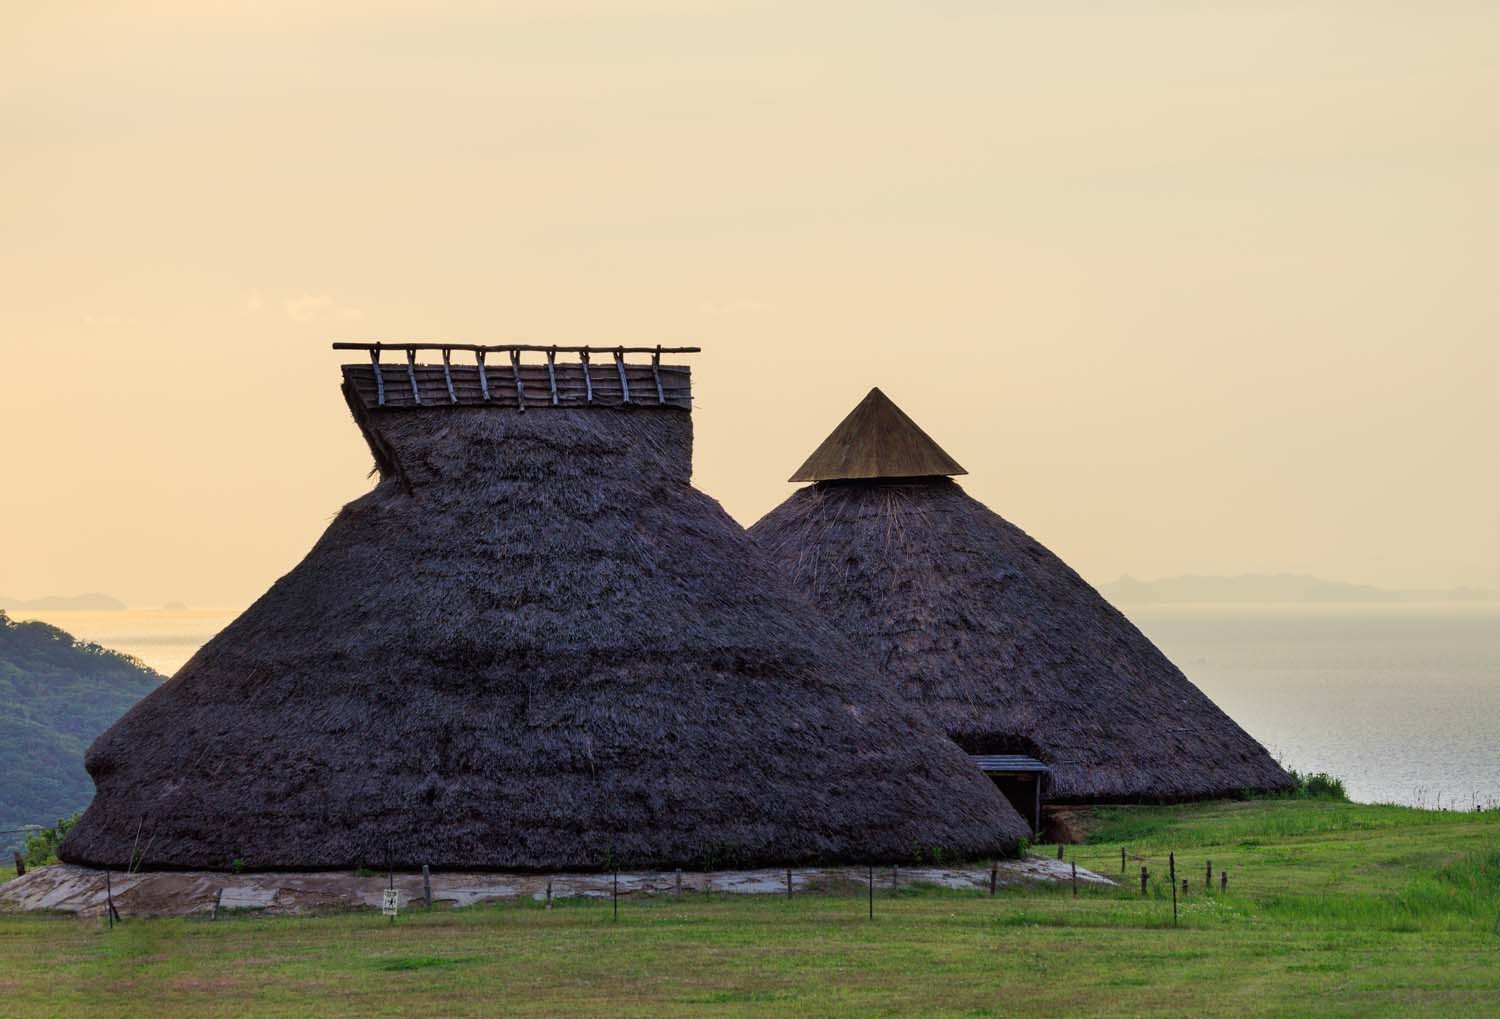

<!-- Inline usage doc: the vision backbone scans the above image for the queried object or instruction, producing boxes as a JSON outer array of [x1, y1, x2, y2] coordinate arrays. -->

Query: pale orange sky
[[2, 2, 1497, 607]]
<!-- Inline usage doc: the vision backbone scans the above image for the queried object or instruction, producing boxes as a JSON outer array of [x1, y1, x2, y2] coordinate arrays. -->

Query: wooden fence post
[[1206, 859, 1212, 889], [13, 852, 24, 877], [1220, 870, 1228, 893], [990, 862, 998, 895], [422, 864, 432, 911], [786, 868, 792, 900], [105, 870, 118, 928], [1056, 844, 1064, 861], [1140, 866, 1148, 896], [1071, 862, 1078, 897], [546, 879, 553, 910], [1121, 847, 1126, 874]]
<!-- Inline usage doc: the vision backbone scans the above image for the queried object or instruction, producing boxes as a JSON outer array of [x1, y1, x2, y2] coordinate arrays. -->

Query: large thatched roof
[[62, 352, 1028, 871], [750, 391, 1293, 803]]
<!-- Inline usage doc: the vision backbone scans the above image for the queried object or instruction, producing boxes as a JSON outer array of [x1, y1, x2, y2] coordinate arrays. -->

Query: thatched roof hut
[[62, 349, 1028, 872], [750, 388, 1293, 803]]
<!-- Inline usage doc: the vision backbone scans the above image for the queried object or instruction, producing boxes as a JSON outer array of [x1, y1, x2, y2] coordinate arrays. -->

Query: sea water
[[1128, 602, 1500, 809], [13, 603, 1499, 809], [6, 608, 237, 678]]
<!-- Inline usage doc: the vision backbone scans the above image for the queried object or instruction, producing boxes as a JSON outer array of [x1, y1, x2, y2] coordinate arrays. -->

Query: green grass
[[2, 801, 1498, 1017]]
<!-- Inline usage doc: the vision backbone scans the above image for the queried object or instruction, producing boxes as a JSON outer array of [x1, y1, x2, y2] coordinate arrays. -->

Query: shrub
[[1282, 769, 1349, 801], [22, 813, 79, 867], [1297, 771, 1348, 800]]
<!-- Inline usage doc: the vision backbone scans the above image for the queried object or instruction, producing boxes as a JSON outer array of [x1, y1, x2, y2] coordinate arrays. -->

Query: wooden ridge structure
[[789, 387, 966, 482], [333, 343, 700, 412]]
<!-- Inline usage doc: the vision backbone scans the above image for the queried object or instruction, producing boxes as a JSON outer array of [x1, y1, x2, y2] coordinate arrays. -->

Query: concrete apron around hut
[[1, 858, 1114, 919]]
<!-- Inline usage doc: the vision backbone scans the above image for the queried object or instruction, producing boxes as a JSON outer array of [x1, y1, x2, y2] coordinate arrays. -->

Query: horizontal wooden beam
[[341, 362, 693, 411], [332, 342, 701, 355]]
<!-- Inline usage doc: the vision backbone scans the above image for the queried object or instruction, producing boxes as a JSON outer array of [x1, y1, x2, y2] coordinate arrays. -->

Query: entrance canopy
[[971, 755, 1050, 776], [971, 755, 1051, 836]]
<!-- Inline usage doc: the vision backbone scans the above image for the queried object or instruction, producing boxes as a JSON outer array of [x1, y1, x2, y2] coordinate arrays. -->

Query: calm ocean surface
[[1128, 603, 1500, 809], [16, 603, 1499, 809]]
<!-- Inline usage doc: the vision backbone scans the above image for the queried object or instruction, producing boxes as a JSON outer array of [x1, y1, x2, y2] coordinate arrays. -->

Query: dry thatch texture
[[789, 388, 967, 482], [62, 401, 1028, 871], [750, 479, 1293, 802]]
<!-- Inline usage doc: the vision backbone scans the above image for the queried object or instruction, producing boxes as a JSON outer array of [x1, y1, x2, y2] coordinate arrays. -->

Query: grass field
[[2, 801, 1497, 1017]]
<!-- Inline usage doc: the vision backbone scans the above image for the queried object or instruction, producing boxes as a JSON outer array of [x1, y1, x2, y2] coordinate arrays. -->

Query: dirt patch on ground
[[0, 858, 1113, 919], [1042, 806, 1102, 844]]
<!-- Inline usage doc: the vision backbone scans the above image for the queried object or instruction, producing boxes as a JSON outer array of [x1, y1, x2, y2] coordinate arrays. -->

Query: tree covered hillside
[[0, 610, 161, 851]]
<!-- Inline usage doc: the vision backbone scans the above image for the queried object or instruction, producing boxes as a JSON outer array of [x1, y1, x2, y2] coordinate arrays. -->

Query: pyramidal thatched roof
[[789, 387, 966, 482], [751, 390, 1293, 803], [61, 349, 1028, 872]]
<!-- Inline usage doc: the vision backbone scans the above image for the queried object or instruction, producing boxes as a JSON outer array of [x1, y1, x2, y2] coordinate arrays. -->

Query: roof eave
[[788, 467, 969, 483]]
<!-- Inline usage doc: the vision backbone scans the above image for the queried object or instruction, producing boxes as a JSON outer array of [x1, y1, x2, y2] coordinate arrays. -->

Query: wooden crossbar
[[341, 343, 693, 413], [405, 349, 421, 404], [614, 349, 631, 404], [509, 349, 526, 412], [333, 342, 700, 354], [440, 348, 457, 403], [344, 362, 690, 412]]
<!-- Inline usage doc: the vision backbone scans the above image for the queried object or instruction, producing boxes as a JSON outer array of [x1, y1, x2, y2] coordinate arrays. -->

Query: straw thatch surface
[[62, 403, 1027, 871], [750, 479, 1293, 802]]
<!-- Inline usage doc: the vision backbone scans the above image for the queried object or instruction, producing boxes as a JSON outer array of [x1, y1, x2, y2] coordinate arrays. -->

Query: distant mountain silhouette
[[0, 593, 127, 611], [0, 610, 160, 851], [1102, 573, 1500, 604]]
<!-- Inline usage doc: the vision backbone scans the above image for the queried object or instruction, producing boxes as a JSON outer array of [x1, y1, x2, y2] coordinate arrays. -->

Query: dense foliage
[[1284, 769, 1349, 801], [20, 813, 78, 868], [0, 610, 160, 852]]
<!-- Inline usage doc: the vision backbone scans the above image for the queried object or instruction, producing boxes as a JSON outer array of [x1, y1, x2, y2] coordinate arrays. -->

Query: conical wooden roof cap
[[789, 388, 967, 482]]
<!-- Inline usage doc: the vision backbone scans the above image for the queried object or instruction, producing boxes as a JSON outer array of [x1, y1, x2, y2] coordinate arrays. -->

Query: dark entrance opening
[[987, 770, 1044, 836], [950, 734, 1052, 837]]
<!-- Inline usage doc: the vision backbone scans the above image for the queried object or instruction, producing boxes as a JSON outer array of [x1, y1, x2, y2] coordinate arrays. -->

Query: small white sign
[[381, 889, 400, 916]]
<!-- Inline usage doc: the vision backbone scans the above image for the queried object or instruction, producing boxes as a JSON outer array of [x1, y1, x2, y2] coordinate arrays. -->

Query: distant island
[[1101, 573, 1500, 604], [0, 610, 161, 852], [0, 593, 127, 611]]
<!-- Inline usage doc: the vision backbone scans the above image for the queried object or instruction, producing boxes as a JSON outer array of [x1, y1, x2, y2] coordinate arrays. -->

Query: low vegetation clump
[[2, 799, 1498, 1016], [19, 814, 79, 869], [1281, 768, 1350, 801]]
